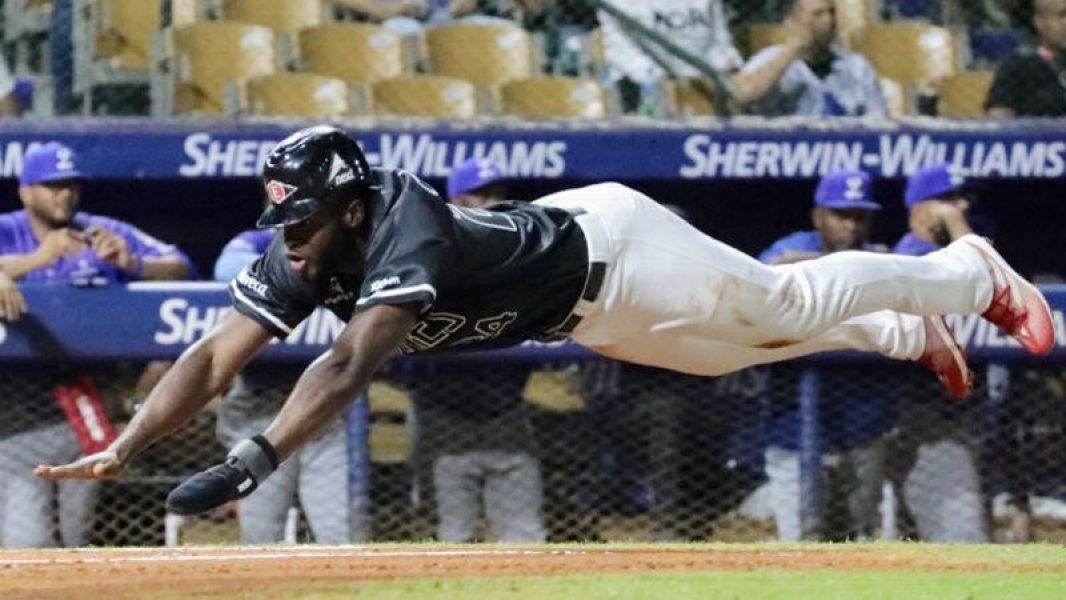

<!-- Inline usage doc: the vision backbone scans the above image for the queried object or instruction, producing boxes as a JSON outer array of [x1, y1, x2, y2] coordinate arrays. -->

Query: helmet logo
[[265, 180, 298, 204], [328, 153, 355, 187]]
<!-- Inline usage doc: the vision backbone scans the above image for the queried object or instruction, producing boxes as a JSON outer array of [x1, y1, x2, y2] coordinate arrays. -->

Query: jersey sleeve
[[93, 216, 196, 279], [356, 172, 452, 312], [228, 237, 318, 339]]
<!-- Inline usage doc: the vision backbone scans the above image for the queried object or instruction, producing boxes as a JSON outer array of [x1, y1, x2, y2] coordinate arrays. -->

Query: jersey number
[[401, 311, 518, 352]]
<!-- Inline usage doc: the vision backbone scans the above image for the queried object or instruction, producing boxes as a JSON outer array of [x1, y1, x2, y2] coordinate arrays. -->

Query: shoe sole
[[961, 235, 1056, 356], [928, 315, 972, 400]]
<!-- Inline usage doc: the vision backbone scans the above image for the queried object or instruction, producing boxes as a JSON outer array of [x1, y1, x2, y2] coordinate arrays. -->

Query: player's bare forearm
[[35, 311, 271, 480], [263, 303, 418, 460], [114, 312, 271, 461]]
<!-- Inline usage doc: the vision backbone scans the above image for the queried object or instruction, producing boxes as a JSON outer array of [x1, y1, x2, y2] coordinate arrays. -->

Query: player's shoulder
[[759, 230, 820, 262], [0, 209, 25, 243], [772, 230, 821, 250], [226, 228, 274, 253]]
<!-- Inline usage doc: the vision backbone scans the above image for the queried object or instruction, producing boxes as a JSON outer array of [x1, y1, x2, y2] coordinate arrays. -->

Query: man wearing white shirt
[[740, 0, 886, 117]]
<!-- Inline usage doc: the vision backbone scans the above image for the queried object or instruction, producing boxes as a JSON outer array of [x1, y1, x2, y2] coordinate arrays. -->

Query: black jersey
[[229, 168, 590, 354]]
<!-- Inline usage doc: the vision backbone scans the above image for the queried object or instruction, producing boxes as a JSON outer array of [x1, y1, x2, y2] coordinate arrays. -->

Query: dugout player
[[0, 143, 192, 547], [34, 126, 1055, 518]]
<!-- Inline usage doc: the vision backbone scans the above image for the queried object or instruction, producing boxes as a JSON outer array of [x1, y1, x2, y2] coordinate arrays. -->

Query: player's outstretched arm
[[165, 303, 418, 515], [35, 310, 273, 480]]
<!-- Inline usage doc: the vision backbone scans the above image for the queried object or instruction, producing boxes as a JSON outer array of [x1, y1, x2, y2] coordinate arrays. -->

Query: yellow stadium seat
[[221, 0, 323, 33], [746, 23, 789, 56], [168, 21, 276, 115], [243, 73, 350, 117], [299, 24, 403, 83], [663, 77, 723, 117], [853, 22, 958, 88], [937, 71, 994, 119], [500, 77, 608, 119], [371, 75, 477, 118], [425, 22, 533, 86]]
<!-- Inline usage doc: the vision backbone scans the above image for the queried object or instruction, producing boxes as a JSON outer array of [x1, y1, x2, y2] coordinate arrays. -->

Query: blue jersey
[[214, 228, 275, 282], [0, 210, 192, 283], [892, 232, 941, 257], [759, 230, 893, 451]]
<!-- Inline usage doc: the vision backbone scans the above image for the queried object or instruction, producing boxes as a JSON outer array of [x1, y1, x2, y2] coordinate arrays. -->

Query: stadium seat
[[371, 75, 477, 118], [221, 0, 323, 34], [853, 23, 958, 88], [500, 77, 608, 119], [298, 24, 404, 83], [161, 21, 276, 115], [746, 23, 789, 56], [425, 22, 533, 86], [241, 72, 350, 117], [936, 71, 994, 119], [663, 77, 720, 117]]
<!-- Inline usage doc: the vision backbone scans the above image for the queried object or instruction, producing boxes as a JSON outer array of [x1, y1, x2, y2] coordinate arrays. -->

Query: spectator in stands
[[331, 0, 517, 35], [514, 1, 599, 75], [740, 0, 887, 117], [0, 143, 192, 548], [0, 54, 22, 117], [597, 1, 747, 113], [758, 169, 892, 541], [406, 157, 545, 543], [985, 0, 1066, 117], [213, 229, 370, 544], [889, 163, 990, 542]]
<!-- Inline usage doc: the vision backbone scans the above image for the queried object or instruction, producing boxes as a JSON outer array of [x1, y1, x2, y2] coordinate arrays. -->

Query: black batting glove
[[165, 435, 279, 516]]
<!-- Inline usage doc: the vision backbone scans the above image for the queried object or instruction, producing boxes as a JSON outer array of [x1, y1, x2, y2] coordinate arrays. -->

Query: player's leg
[[588, 311, 924, 376], [483, 451, 546, 543], [548, 184, 1051, 356], [902, 439, 988, 542], [239, 455, 298, 543], [296, 418, 352, 544], [432, 453, 483, 542], [1, 427, 62, 548], [763, 445, 804, 541]]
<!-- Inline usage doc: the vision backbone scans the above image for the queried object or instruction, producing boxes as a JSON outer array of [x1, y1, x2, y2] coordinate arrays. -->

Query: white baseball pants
[[534, 183, 994, 376]]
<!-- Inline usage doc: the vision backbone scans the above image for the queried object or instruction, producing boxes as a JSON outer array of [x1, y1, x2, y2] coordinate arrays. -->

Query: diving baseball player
[[35, 126, 1056, 518]]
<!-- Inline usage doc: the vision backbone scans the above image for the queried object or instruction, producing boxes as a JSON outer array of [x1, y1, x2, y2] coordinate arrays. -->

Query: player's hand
[[33, 228, 88, 266], [85, 226, 138, 274], [783, 15, 815, 53], [0, 269, 27, 321], [35, 449, 125, 480], [165, 457, 260, 516]]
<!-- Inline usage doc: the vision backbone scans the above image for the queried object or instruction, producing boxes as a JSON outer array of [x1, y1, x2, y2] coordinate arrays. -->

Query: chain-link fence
[[0, 0, 1057, 119], [2, 354, 1064, 547]]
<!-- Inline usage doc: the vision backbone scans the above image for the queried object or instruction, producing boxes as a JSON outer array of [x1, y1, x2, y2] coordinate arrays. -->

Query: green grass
[[282, 543, 1066, 600]]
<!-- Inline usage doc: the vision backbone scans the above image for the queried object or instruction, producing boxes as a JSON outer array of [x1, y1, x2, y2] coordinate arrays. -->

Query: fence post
[[798, 367, 824, 539]]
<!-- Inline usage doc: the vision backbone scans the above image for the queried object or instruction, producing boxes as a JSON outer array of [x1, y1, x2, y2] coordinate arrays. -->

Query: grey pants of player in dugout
[[0, 422, 99, 548], [533, 183, 995, 376], [764, 441, 887, 542], [224, 415, 362, 544], [433, 451, 546, 543]]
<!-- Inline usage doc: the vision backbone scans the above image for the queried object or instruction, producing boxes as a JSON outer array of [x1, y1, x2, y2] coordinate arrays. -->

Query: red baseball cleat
[[959, 235, 1055, 356], [919, 315, 972, 400]]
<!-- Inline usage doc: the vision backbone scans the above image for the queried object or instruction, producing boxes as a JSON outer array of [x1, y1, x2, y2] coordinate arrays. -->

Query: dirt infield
[[2, 545, 1064, 599]]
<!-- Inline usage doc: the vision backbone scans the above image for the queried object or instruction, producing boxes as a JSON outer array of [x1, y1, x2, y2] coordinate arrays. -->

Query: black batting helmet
[[256, 125, 374, 228]]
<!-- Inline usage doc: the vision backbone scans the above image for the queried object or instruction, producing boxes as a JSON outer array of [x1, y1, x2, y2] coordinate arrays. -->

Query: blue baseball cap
[[814, 169, 880, 210], [447, 158, 505, 198], [20, 142, 84, 186], [905, 163, 967, 210]]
